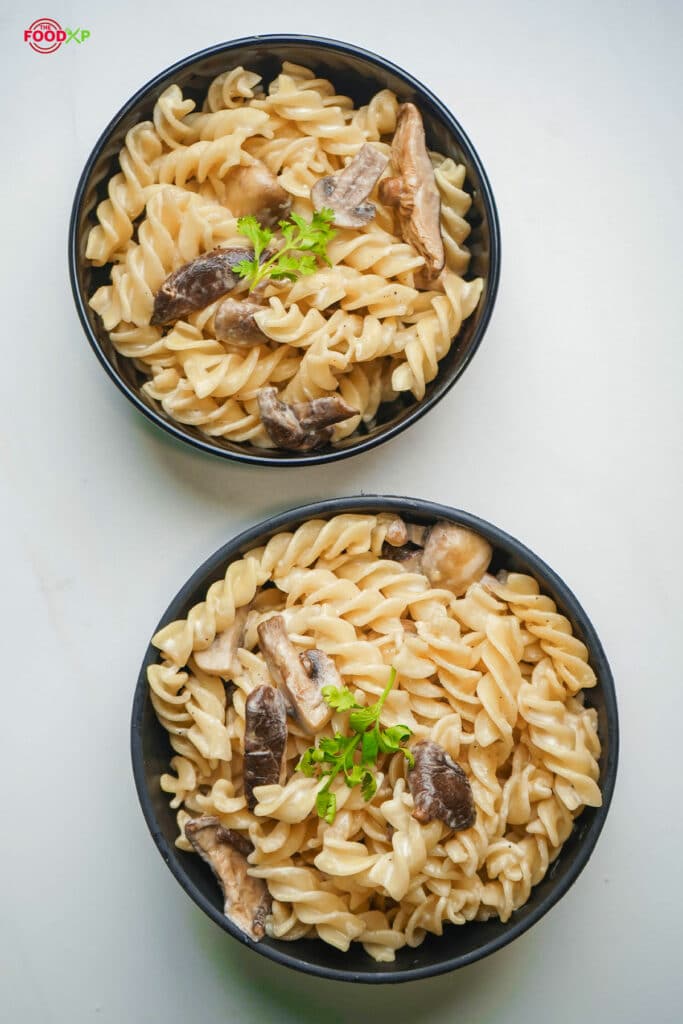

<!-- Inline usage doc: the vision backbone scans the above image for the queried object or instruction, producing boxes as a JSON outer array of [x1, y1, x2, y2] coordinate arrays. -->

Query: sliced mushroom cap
[[184, 816, 270, 940], [382, 519, 492, 597], [382, 517, 429, 567], [300, 649, 343, 692], [381, 542, 423, 574], [421, 523, 493, 597], [151, 247, 252, 325], [384, 517, 409, 547], [379, 103, 445, 280], [257, 387, 358, 451], [415, 266, 449, 293], [311, 144, 388, 228], [291, 396, 358, 435], [244, 685, 288, 810], [257, 615, 333, 734], [193, 607, 248, 677], [382, 516, 427, 549], [222, 162, 292, 227], [257, 388, 301, 449], [406, 522, 428, 546], [214, 298, 267, 345], [408, 741, 476, 831]]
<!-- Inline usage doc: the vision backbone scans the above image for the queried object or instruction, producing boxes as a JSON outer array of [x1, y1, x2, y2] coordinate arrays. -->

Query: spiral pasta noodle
[[149, 513, 603, 961], [86, 64, 483, 448]]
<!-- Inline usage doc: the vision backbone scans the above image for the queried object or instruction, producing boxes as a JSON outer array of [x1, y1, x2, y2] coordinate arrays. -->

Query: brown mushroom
[[257, 615, 333, 734], [151, 247, 253, 325], [383, 519, 492, 597], [214, 298, 267, 345], [384, 517, 409, 547], [379, 103, 445, 280], [408, 741, 476, 831], [421, 523, 493, 596], [382, 516, 427, 549], [193, 607, 248, 677], [382, 517, 425, 573], [257, 387, 358, 451], [383, 517, 427, 554], [311, 144, 388, 228], [222, 162, 292, 227], [299, 649, 343, 692], [382, 541, 423, 574], [244, 685, 288, 810], [184, 816, 270, 940]]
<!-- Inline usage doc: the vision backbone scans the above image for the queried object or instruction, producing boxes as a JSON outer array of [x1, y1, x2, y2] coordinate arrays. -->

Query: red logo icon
[[24, 19, 90, 54]]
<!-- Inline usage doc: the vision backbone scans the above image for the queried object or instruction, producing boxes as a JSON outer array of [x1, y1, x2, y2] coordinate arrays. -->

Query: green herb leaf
[[349, 705, 380, 733], [378, 724, 412, 753], [296, 748, 317, 777], [296, 666, 411, 824], [322, 685, 360, 713], [344, 763, 365, 787], [233, 257, 259, 283], [294, 252, 318, 276], [319, 734, 345, 758], [269, 251, 300, 280], [269, 267, 299, 282], [316, 788, 336, 825], [361, 727, 379, 765], [237, 208, 336, 292], [361, 771, 377, 802], [236, 216, 272, 261]]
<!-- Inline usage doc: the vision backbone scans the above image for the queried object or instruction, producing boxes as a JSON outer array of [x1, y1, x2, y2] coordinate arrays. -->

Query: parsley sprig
[[296, 667, 414, 824], [234, 208, 336, 291]]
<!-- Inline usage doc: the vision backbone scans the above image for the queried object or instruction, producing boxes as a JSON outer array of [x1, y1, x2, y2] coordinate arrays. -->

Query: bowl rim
[[131, 495, 619, 983], [69, 33, 501, 467]]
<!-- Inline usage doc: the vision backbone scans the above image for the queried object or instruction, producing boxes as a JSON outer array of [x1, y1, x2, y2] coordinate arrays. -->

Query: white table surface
[[2, 2, 681, 1020]]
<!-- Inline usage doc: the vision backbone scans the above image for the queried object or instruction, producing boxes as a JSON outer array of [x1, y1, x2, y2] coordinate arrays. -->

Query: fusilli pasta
[[151, 513, 602, 961], [87, 64, 483, 449]]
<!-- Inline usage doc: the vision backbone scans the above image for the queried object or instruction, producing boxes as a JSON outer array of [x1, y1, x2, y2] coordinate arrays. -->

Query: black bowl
[[70, 35, 500, 467], [131, 496, 618, 983]]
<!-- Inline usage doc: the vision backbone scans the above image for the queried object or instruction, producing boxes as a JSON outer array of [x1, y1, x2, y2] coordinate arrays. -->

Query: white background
[[1, 2, 681, 1021]]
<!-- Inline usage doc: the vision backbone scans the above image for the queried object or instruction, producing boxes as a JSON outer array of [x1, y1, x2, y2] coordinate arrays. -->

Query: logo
[[24, 19, 90, 54]]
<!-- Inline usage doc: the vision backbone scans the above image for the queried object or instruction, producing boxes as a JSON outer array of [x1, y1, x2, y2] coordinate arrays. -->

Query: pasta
[[148, 513, 602, 961], [87, 64, 483, 450]]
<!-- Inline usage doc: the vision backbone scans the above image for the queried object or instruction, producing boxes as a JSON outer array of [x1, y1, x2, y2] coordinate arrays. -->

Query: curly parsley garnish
[[234, 208, 336, 291], [296, 667, 414, 824]]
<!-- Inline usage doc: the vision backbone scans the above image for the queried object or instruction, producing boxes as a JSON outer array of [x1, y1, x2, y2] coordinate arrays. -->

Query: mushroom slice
[[421, 522, 493, 597], [381, 541, 423, 574], [214, 298, 267, 345], [300, 649, 343, 692], [381, 517, 426, 573], [384, 517, 409, 547], [382, 519, 492, 597], [408, 741, 476, 831], [244, 685, 288, 810], [382, 516, 427, 549], [257, 387, 358, 451], [184, 816, 270, 940], [193, 607, 248, 677], [151, 247, 253, 325], [222, 162, 292, 227], [311, 144, 388, 228], [258, 388, 302, 450], [257, 615, 333, 734], [379, 103, 445, 280]]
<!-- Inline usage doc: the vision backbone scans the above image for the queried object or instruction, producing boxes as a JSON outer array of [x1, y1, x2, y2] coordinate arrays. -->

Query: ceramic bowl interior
[[131, 496, 618, 982], [70, 35, 500, 466]]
